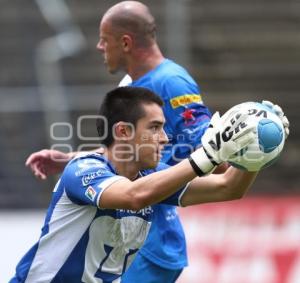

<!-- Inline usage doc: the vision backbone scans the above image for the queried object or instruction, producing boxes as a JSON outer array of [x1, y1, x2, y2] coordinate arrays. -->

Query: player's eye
[[150, 125, 159, 132]]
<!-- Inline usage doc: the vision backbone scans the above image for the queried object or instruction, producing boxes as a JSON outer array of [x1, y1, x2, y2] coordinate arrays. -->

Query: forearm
[[222, 167, 258, 199], [181, 167, 258, 206], [100, 159, 197, 210], [133, 159, 196, 206]]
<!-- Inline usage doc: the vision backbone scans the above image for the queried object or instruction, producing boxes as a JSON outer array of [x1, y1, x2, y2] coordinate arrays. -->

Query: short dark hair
[[96, 86, 163, 147]]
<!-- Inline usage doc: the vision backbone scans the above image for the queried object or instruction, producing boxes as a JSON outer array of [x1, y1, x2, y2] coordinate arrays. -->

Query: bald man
[[25, 2, 213, 282]]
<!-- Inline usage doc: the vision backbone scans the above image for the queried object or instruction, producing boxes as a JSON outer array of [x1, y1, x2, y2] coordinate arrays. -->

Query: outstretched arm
[[99, 112, 257, 210], [180, 167, 257, 206]]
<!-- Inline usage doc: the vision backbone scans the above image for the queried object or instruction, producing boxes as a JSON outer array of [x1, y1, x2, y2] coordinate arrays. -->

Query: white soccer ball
[[227, 102, 285, 171]]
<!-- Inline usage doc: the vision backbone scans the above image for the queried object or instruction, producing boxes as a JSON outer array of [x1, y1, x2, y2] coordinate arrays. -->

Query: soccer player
[[11, 86, 262, 283]]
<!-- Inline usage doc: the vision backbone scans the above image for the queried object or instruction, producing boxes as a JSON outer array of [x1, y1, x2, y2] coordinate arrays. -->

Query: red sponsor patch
[[180, 108, 196, 125]]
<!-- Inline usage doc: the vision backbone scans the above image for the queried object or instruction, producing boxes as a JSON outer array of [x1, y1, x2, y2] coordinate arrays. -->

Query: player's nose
[[96, 40, 104, 53], [159, 129, 169, 144]]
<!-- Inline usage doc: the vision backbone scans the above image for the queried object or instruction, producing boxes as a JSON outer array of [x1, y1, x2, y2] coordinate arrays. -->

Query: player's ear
[[121, 34, 132, 52], [113, 121, 135, 141]]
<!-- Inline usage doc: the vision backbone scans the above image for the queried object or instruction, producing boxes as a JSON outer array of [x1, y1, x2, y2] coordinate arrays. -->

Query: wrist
[[189, 147, 219, 176]]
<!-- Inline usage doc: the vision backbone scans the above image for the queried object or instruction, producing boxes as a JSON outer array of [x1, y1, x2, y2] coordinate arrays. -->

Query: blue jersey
[[130, 59, 211, 269], [10, 153, 187, 283]]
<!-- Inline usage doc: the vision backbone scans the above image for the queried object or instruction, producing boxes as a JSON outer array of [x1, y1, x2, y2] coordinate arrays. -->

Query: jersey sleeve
[[161, 76, 212, 165], [160, 184, 189, 206], [61, 157, 125, 208]]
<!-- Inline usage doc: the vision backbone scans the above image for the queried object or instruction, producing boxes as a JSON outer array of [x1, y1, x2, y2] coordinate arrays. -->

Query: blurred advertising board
[[178, 196, 300, 283]]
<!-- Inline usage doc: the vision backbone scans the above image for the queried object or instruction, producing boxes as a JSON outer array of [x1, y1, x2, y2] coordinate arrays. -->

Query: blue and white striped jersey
[[10, 153, 186, 283]]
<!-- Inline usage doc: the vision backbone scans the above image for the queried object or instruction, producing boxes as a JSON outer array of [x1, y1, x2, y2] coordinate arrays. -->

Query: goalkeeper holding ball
[[11, 86, 289, 283]]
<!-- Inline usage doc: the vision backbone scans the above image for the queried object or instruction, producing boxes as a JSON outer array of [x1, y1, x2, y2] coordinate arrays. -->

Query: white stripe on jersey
[[82, 216, 150, 283], [25, 190, 97, 283]]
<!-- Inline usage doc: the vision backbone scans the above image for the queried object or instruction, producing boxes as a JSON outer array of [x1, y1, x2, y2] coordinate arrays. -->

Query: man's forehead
[[99, 19, 121, 38], [142, 103, 165, 123], [99, 19, 109, 33]]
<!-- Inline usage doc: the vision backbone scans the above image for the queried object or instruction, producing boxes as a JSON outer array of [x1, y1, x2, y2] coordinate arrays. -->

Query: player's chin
[[106, 64, 118, 74]]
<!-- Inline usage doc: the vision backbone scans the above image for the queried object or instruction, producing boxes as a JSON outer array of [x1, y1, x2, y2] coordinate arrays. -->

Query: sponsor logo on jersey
[[81, 169, 105, 186], [119, 206, 153, 217], [181, 114, 210, 127], [75, 160, 106, 176], [166, 207, 179, 221], [170, 94, 202, 109], [180, 108, 196, 124], [85, 186, 97, 201]]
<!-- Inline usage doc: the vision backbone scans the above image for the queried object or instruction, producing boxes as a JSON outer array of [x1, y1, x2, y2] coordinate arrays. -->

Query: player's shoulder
[[60, 153, 119, 196], [154, 59, 199, 92], [158, 59, 192, 79], [64, 153, 114, 178]]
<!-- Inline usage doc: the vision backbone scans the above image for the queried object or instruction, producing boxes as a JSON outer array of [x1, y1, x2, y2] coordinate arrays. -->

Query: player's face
[[97, 20, 125, 74], [131, 103, 168, 169]]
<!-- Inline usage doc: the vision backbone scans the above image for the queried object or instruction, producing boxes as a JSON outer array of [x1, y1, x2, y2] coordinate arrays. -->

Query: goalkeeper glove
[[189, 110, 255, 176], [261, 100, 289, 139]]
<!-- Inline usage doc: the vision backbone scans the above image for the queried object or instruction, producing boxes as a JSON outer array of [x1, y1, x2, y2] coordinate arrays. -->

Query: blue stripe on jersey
[[9, 244, 39, 283], [42, 179, 64, 236], [51, 229, 89, 282]]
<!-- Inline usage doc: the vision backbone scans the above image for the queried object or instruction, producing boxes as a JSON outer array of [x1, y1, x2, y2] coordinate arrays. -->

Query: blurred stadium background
[[0, 0, 299, 282]]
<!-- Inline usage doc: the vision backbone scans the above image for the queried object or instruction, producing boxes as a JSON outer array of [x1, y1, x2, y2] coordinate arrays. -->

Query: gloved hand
[[189, 109, 256, 176], [261, 100, 290, 139]]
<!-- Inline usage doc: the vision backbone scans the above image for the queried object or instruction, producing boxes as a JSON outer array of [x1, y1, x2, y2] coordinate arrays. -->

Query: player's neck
[[127, 46, 164, 81], [104, 148, 140, 180]]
